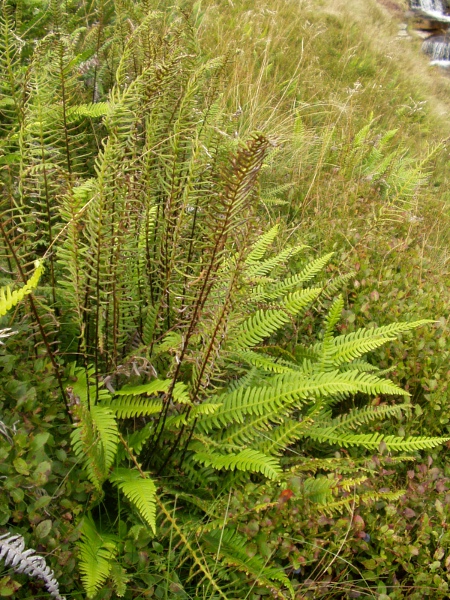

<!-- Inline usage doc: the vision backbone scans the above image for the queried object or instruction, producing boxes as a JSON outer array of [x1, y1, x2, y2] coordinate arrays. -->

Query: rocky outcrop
[[410, 0, 450, 66]]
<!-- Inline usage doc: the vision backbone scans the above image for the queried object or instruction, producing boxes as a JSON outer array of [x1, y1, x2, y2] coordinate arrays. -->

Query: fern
[[0, 260, 43, 317], [201, 527, 294, 598], [193, 448, 282, 480], [78, 518, 118, 599], [109, 468, 157, 533], [0, 533, 65, 600], [306, 429, 449, 451]]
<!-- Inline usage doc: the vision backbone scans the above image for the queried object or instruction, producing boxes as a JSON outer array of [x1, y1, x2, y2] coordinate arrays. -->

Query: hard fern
[[0, 533, 65, 600]]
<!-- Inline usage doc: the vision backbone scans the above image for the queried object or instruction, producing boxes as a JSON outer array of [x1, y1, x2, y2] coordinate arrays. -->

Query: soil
[[376, 0, 406, 16]]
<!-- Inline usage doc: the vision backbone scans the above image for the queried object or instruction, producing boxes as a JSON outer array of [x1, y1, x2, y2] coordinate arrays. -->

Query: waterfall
[[410, 0, 450, 21], [423, 38, 450, 59]]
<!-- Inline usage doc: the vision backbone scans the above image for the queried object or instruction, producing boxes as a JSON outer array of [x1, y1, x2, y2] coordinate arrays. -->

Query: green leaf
[[109, 468, 157, 533], [78, 517, 118, 599], [193, 448, 281, 480], [35, 519, 52, 539]]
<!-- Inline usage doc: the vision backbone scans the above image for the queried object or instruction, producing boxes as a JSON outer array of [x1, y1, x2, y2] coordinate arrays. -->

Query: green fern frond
[[322, 489, 405, 515], [236, 350, 298, 373], [115, 379, 171, 396], [282, 286, 322, 315], [0, 260, 44, 317], [199, 371, 407, 433], [303, 476, 336, 504], [306, 428, 449, 450], [329, 404, 409, 431], [109, 468, 157, 533], [78, 517, 118, 599], [245, 243, 306, 279], [193, 448, 282, 480], [318, 319, 433, 368], [201, 527, 294, 598], [245, 224, 279, 264], [71, 404, 119, 488], [234, 309, 290, 349], [322, 271, 355, 298], [257, 418, 312, 456], [65, 102, 109, 122], [322, 295, 345, 346], [126, 424, 154, 454], [109, 397, 163, 419], [262, 253, 334, 300]]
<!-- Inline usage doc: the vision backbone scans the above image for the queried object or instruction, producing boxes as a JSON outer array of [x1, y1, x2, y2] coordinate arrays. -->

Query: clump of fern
[[0, 2, 448, 599], [69, 222, 446, 598]]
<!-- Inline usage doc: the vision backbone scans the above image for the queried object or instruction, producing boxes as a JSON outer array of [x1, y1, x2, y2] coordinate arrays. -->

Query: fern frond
[[282, 286, 322, 315], [65, 102, 109, 122], [257, 418, 312, 456], [318, 319, 433, 368], [109, 468, 157, 533], [0, 260, 44, 317], [199, 371, 407, 433], [306, 428, 449, 451], [201, 528, 294, 599], [234, 309, 290, 349], [78, 518, 118, 599], [193, 448, 282, 480], [329, 404, 409, 431], [71, 405, 119, 488], [114, 379, 171, 396], [322, 489, 405, 515], [245, 224, 279, 264], [245, 243, 306, 279], [303, 476, 336, 504], [261, 253, 334, 300], [235, 350, 298, 373], [0, 533, 64, 600], [109, 397, 163, 419]]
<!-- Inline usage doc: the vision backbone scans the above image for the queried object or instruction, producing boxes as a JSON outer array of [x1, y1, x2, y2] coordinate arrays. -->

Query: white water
[[422, 39, 450, 59], [410, 0, 450, 22]]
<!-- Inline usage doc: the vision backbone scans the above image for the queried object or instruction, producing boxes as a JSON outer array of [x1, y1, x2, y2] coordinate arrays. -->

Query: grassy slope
[[190, 0, 450, 441]]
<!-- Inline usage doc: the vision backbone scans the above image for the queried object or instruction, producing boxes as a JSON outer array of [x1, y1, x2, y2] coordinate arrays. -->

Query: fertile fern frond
[[0, 261, 44, 317], [78, 518, 118, 599], [193, 448, 282, 480], [109, 468, 157, 533], [0, 533, 65, 600]]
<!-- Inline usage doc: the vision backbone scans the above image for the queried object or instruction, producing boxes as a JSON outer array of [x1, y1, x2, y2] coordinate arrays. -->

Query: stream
[[410, 0, 450, 66]]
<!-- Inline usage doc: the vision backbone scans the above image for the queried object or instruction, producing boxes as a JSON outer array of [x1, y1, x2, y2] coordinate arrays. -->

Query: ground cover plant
[[1, 0, 450, 599]]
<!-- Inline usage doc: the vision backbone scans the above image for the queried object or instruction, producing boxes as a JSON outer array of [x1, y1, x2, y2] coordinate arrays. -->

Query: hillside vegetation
[[1, 1, 450, 599]]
